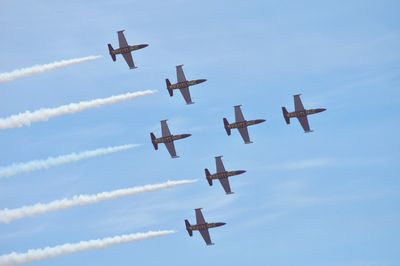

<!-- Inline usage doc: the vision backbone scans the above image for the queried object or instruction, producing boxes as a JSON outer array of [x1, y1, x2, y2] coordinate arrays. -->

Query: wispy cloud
[[0, 90, 157, 130], [264, 178, 386, 211], [0, 230, 175, 265], [0, 55, 101, 83], [0, 179, 197, 223], [0, 144, 139, 178], [265, 158, 334, 171], [96, 186, 238, 233]]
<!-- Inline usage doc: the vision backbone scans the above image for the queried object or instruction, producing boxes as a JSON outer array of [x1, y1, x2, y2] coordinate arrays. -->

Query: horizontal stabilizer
[[166, 79, 173, 96], [107, 44, 116, 61], [223, 118, 231, 135], [150, 133, 158, 150], [282, 107, 290, 124], [185, 219, 193, 236], [205, 169, 212, 186]]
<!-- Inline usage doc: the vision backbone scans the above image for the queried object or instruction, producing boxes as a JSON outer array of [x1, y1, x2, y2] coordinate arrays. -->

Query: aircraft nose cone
[[140, 44, 149, 49], [182, 134, 192, 139], [256, 119, 266, 124], [317, 108, 327, 113], [237, 170, 246, 175], [216, 222, 226, 227], [199, 79, 207, 83]]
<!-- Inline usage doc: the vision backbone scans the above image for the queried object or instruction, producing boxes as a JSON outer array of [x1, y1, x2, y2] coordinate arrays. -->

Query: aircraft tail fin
[[150, 133, 158, 150], [185, 220, 193, 236], [282, 107, 290, 124], [205, 168, 212, 186], [166, 79, 173, 96], [107, 44, 116, 61], [223, 118, 231, 135]]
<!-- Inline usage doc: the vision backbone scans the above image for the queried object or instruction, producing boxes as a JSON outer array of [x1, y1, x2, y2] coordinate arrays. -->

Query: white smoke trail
[[0, 179, 197, 223], [0, 90, 156, 129], [0, 144, 139, 178], [0, 55, 101, 83], [0, 230, 176, 265]]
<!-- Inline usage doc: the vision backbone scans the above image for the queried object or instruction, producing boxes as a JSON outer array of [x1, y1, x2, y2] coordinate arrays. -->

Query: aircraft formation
[[106, 30, 327, 245]]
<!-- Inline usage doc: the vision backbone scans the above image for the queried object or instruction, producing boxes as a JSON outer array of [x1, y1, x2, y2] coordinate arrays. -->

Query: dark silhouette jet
[[107, 30, 148, 69], [165, 65, 207, 104], [150, 120, 191, 158], [282, 94, 326, 133], [205, 156, 246, 195], [185, 208, 226, 246], [223, 105, 266, 144]]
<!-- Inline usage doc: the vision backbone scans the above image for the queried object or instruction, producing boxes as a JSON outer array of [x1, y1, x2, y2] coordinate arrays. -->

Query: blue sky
[[1, 0, 400, 265]]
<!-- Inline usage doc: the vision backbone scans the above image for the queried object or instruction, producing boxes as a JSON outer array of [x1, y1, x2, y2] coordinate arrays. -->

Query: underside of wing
[[199, 229, 213, 245], [122, 53, 136, 69], [297, 116, 312, 132], [176, 65, 187, 83], [294, 94, 305, 111], [179, 87, 193, 104], [215, 156, 226, 173], [234, 105, 245, 122], [195, 208, 206, 224], [117, 30, 129, 48], [161, 120, 172, 137], [164, 142, 178, 158], [219, 178, 233, 194], [238, 127, 252, 144]]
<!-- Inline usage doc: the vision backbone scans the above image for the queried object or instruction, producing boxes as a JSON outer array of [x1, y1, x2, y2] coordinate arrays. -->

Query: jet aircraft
[[205, 156, 246, 194], [282, 94, 326, 133], [185, 208, 226, 246], [223, 105, 266, 144], [165, 65, 207, 104], [107, 30, 148, 69], [150, 120, 191, 158]]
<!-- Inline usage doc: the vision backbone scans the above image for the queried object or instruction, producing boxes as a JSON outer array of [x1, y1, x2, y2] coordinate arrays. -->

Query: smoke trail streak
[[0, 230, 175, 265], [0, 55, 101, 83], [0, 179, 197, 223], [0, 90, 156, 129], [0, 144, 139, 178]]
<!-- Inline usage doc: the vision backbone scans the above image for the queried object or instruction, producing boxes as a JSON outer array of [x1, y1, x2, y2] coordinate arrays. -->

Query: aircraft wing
[[238, 127, 252, 144], [195, 208, 206, 224], [294, 94, 305, 111], [199, 228, 213, 245], [117, 30, 129, 48], [234, 105, 245, 122], [219, 178, 233, 194], [297, 116, 312, 133], [176, 65, 187, 83], [122, 53, 136, 69], [179, 87, 194, 104], [215, 156, 226, 173], [164, 142, 178, 158], [161, 120, 172, 137]]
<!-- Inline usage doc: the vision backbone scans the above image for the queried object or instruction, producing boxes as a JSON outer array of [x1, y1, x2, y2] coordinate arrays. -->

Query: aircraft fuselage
[[189, 222, 226, 231], [287, 108, 326, 118], [228, 119, 266, 129], [156, 134, 191, 144], [112, 44, 149, 55], [210, 170, 246, 180], [169, 79, 207, 90]]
